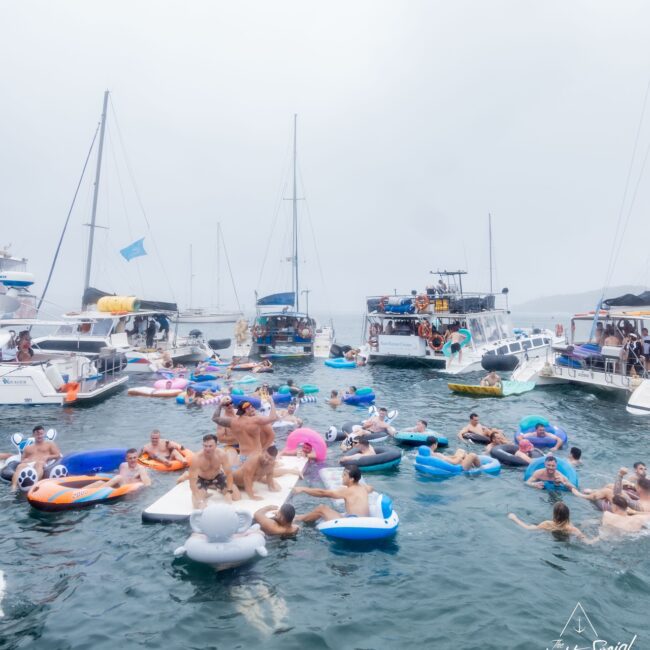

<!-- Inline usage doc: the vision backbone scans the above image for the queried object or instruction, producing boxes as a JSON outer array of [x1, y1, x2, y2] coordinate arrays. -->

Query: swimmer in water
[[507, 503, 594, 542], [254, 504, 299, 537]]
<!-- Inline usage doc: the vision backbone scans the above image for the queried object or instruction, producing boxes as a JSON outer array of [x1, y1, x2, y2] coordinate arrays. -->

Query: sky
[[2, 1, 650, 318]]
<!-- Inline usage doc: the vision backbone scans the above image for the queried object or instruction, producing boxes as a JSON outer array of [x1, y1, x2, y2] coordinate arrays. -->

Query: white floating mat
[[142, 456, 308, 523]]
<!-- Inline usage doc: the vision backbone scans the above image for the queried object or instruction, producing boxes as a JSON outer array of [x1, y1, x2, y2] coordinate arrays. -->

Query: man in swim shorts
[[294, 465, 373, 521], [447, 325, 467, 366], [517, 423, 563, 451], [11, 425, 62, 492], [189, 434, 239, 508], [526, 455, 580, 494], [141, 429, 186, 467], [426, 436, 481, 470], [89, 448, 151, 489], [254, 503, 299, 537], [457, 413, 501, 443]]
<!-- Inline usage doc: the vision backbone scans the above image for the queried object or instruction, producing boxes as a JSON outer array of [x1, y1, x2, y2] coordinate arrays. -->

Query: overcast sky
[[2, 1, 650, 317]]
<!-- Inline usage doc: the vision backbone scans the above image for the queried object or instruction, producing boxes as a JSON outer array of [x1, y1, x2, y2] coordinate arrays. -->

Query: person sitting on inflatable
[[254, 504, 299, 537], [457, 413, 502, 443], [279, 441, 317, 462], [339, 438, 376, 464], [294, 465, 373, 523], [513, 439, 536, 465], [11, 425, 62, 493], [426, 436, 481, 471], [508, 503, 593, 542], [361, 407, 395, 436], [344, 349, 357, 361], [517, 423, 564, 451], [142, 430, 187, 468], [526, 456, 580, 494], [277, 402, 303, 428], [88, 448, 151, 489], [480, 371, 501, 388], [484, 430, 511, 453], [326, 389, 341, 408], [401, 419, 429, 437]]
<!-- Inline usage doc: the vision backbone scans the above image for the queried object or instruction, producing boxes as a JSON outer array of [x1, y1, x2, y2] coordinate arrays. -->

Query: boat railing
[[365, 292, 504, 315], [550, 345, 648, 382]]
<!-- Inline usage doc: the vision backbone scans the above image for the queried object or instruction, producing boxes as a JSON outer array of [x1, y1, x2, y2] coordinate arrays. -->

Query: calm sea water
[[1, 313, 648, 649]]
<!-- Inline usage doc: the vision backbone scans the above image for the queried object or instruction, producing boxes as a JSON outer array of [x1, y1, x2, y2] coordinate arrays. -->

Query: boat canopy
[[257, 292, 295, 307], [604, 291, 650, 307]]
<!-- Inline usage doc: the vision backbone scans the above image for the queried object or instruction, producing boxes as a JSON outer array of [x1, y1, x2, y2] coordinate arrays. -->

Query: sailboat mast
[[488, 213, 493, 294], [216, 223, 221, 310], [292, 114, 299, 312], [83, 89, 109, 304], [189, 244, 193, 310]]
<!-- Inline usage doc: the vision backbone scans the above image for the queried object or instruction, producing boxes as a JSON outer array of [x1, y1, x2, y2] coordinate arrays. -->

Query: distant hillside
[[514, 285, 646, 313]]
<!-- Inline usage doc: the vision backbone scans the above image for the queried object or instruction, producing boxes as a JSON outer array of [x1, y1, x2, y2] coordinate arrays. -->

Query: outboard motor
[[481, 353, 519, 372]]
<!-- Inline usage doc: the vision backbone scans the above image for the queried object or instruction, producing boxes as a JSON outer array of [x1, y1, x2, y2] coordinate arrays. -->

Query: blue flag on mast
[[120, 238, 147, 261]]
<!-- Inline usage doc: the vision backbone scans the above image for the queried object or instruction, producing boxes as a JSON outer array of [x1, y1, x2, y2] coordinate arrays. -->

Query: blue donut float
[[394, 431, 449, 448], [325, 358, 356, 369], [187, 380, 220, 393], [191, 373, 220, 382], [230, 394, 262, 408], [414, 446, 501, 478], [523, 456, 579, 490], [317, 493, 399, 541], [271, 391, 292, 404], [60, 448, 128, 475], [342, 392, 376, 405], [340, 446, 401, 472], [516, 415, 568, 448]]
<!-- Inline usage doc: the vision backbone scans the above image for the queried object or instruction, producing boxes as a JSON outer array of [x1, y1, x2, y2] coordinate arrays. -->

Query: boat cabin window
[[54, 324, 75, 335], [483, 315, 502, 343], [497, 345, 508, 355], [521, 340, 532, 350], [467, 317, 486, 345], [91, 319, 113, 337], [508, 342, 521, 353], [571, 319, 596, 345], [532, 338, 543, 346], [495, 313, 511, 340], [543, 338, 550, 344]]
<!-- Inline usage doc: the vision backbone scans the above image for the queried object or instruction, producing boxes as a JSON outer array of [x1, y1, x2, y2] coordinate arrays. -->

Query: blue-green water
[[1, 315, 648, 649]]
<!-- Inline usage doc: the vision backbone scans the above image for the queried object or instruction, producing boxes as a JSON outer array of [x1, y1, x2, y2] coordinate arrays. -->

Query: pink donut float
[[154, 378, 188, 390], [284, 428, 327, 462]]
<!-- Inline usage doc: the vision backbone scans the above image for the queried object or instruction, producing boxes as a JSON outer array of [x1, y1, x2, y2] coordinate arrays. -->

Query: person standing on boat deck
[[294, 465, 373, 522], [448, 325, 467, 365], [145, 319, 157, 348], [385, 321, 395, 335], [155, 314, 170, 341], [641, 327, 650, 370]]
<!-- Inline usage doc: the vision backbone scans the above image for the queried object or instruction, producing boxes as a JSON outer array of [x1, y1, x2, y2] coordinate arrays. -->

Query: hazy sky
[[2, 1, 650, 318]]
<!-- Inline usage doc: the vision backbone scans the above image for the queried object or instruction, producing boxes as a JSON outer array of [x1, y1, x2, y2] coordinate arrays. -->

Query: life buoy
[[378, 296, 389, 312], [555, 323, 564, 337], [429, 334, 444, 351], [369, 323, 381, 337], [415, 295, 429, 313], [368, 336, 379, 349], [252, 325, 267, 338], [418, 321, 432, 339], [300, 327, 313, 339]]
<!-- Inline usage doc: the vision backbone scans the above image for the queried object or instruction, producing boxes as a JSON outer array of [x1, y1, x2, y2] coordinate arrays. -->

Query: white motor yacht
[[360, 271, 560, 374]]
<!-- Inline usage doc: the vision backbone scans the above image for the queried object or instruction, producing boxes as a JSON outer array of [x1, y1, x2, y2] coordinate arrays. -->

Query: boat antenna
[[37, 122, 100, 316], [216, 223, 221, 310], [83, 89, 109, 306], [292, 113, 299, 312], [488, 213, 493, 294]]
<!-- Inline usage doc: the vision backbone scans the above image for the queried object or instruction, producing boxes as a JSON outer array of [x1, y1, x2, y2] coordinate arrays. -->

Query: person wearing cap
[[212, 395, 279, 471], [517, 423, 563, 451], [526, 455, 580, 494], [254, 504, 299, 537], [514, 439, 536, 465], [426, 436, 481, 471]]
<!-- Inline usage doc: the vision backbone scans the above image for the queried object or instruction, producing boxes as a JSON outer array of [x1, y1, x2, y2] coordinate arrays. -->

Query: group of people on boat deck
[[593, 321, 650, 374]]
